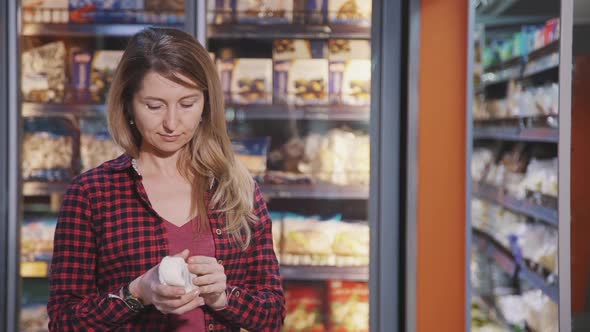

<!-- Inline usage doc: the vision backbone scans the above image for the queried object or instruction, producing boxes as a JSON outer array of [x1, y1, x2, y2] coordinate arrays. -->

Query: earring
[[130, 120, 134, 125]]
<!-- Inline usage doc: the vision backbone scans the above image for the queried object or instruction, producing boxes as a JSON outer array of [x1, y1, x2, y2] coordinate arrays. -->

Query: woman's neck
[[136, 150, 182, 178]]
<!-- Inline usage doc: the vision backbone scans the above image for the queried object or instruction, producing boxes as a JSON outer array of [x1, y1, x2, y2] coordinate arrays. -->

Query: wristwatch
[[122, 283, 145, 312]]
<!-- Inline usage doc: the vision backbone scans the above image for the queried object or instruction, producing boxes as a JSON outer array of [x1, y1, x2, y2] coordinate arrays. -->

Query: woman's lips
[[160, 134, 181, 142]]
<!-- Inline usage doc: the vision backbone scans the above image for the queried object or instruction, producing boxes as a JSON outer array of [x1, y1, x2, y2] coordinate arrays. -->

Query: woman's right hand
[[129, 249, 205, 315]]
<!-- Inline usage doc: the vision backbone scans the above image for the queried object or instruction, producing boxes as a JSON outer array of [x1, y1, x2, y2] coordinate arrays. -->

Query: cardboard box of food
[[273, 39, 326, 60], [71, 50, 93, 102], [218, 58, 273, 105], [328, 39, 371, 106], [23, 0, 69, 23], [274, 59, 329, 105], [235, 0, 293, 23], [328, 0, 371, 25], [90, 51, 123, 103]]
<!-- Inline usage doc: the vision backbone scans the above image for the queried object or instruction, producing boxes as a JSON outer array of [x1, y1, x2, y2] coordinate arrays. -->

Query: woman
[[47, 27, 285, 331]]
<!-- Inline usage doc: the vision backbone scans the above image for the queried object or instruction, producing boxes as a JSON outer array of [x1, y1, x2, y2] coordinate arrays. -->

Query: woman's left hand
[[187, 256, 228, 310]]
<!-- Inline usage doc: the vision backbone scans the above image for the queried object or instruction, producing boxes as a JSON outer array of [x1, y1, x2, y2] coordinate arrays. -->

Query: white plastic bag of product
[[158, 256, 196, 293]]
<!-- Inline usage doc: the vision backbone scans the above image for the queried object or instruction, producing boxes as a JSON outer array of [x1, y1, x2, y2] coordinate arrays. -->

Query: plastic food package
[[274, 59, 329, 105], [80, 117, 124, 171], [22, 117, 74, 182], [328, 281, 369, 332], [331, 222, 369, 266], [69, 0, 145, 23], [21, 217, 57, 262], [22, 0, 69, 23], [328, 0, 371, 25], [298, 129, 370, 185], [518, 224, 557, 273], [20, 304, 50, 332], [231, 137, 271, 176], [471, 199, 490, 230], [282, 218, 338, 266], [496, 294, 527, 326], [471, 148, 494, 182], [283, 284, 326, 332], [218, 58, 273, 105], [328, 39, 371, 106], [520, 158, 558, 197], [22, 41, 67, 103], [522, 290, 558, 332], [235, 0, 293, 23]]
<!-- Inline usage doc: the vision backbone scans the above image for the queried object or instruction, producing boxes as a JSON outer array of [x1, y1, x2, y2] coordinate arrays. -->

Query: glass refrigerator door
[[205, 1, 372, 331], [17, 2, 186, 331]]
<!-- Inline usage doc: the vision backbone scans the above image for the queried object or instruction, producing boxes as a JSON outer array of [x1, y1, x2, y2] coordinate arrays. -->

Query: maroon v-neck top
[[164, 218, 215, 332]]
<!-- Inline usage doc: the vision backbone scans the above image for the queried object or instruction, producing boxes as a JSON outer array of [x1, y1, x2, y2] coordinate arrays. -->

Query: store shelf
[[519, 263, 559, 303], [472, 229, 517, 276], [22, 102, 106, 117], [226, 104, 370, 121], [472, 182, 558, 227], [481, 41, 559, 86], [22, 23, 182, 37], [523, 52, 559, 77], [20, 261, 49, 278], [473, 126, 558, 142], [260, 183, 369, 200], [23, 182, 69, 196], [472, 229, 559, 303], [280, 265, 368, 281], [208, 23, 371, 39]]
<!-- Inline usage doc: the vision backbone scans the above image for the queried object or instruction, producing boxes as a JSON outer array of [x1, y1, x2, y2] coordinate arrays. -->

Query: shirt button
[[235, 290, 240, 297], [208, 323, 214, 331], [215, 228, 222, 235]]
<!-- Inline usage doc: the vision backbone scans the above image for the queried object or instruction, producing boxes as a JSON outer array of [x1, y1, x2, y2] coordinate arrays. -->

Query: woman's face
[[132, 71, 205, 156]]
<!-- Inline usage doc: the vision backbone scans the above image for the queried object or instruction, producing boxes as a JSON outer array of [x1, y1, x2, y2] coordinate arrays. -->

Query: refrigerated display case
[[205, 2, 372, 330], [2, 1, 410, 331], [467, 0, 564, 331]]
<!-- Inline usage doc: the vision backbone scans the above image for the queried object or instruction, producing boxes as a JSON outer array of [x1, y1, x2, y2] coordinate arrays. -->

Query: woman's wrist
[[208, 291, 228, 311]]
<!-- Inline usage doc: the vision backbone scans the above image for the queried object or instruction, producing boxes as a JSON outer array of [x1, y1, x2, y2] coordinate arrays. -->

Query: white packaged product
[[158, 256, 196, 292], [471, 148, 494, 182], [522, 290, 558, 332], [22, 41, 67, 103]]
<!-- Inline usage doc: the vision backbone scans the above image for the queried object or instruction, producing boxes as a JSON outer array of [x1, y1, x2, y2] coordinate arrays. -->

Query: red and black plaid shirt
[[47, 154, 285, 331]]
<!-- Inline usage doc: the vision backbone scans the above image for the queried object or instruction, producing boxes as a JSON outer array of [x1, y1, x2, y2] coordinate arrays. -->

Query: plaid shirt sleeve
[[212, 182, 286, 331], [47, 179, 139, 331]]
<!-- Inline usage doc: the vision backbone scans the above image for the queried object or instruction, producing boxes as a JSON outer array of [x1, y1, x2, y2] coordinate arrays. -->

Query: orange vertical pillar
[[417, 0, 468, 331]]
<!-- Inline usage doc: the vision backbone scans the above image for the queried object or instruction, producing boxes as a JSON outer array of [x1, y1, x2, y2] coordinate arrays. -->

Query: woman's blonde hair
[[107, 27, 257, 249]]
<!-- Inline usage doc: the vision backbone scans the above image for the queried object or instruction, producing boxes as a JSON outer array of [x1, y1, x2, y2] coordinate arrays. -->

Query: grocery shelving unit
[[21, 23, 183, 37], [468, 0, 563, 330]]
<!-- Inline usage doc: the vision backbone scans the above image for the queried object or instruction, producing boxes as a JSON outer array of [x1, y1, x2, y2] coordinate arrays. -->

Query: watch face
[[126, 298, 144, 312]]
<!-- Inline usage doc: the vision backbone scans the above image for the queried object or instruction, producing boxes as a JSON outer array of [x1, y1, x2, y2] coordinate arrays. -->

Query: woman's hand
[[187, 256, 228, 310], [130, 249, 205, 315]]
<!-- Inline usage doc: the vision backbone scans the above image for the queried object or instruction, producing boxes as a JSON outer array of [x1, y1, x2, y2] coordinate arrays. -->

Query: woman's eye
[[146, 104, 163, 110], [181, 103, 195, 108]]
